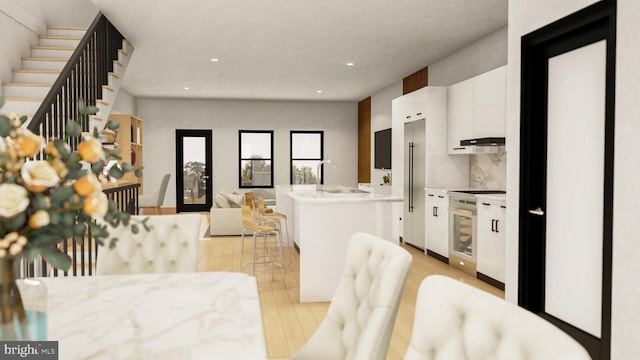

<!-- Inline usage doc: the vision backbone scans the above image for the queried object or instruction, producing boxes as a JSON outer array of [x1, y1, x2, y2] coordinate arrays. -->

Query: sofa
[[209, 189, 276, 236]]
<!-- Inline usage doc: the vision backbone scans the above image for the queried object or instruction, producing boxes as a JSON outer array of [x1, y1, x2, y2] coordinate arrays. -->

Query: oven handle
[[449, 207, 475, 217]]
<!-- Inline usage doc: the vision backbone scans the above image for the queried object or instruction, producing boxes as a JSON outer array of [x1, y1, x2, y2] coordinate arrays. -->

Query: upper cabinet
[[448, 66, 506, 154]]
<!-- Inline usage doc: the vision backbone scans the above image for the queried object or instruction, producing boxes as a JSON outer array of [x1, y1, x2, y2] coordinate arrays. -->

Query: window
[[239, 130, 273, 188], [290, 131, 324, 184]]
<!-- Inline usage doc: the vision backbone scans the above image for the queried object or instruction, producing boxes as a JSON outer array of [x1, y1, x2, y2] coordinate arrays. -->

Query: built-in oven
[[448, 190, 506, 276]]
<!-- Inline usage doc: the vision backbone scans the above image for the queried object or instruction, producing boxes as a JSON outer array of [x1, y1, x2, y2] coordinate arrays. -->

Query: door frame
[[176, 129, 213, 212], [518, 1, 615, 359]]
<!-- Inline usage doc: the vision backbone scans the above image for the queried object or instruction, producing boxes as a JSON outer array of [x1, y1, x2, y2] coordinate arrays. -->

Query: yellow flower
[[28, 210, 50, 229], [73, 173, 102, 197], [14, 128, 44, 158], [77, 136, 105, 163], [21, 160, 60, 193], [0, 184, 29, 218], [83, 191, 108, 218], [50, 159, 69, 178]]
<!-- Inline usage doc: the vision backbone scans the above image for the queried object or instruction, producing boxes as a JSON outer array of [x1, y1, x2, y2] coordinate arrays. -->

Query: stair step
[[47, 26, 87, 37], [38, 36, 81, 48], [22, 57, 67, 71], [31, 46, 74, 59], [2, 83, 53, 98], [13, 69, 60, 83], [1, 98, 42, 115]]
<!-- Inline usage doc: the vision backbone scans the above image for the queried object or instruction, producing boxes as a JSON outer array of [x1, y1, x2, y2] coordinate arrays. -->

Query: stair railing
[[27, 12, 124, 145], [23, 12, 139, 278]]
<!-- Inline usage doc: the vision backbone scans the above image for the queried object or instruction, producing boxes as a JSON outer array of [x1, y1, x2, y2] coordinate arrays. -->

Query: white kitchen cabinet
[[425, 189, 449, 261], [447, 65, 506, 154], [447, 78, 474, 153], [476, 196, 506, 285], [474, 66, 506, 138]]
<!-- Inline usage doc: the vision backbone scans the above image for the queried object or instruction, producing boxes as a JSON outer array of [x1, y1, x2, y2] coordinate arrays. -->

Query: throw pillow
[[226, 191, 245, 208], [214, 193, 230, 208]]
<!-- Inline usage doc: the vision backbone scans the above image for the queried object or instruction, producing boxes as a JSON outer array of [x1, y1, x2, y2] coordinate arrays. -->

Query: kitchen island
[[276, 185, 402, 302]]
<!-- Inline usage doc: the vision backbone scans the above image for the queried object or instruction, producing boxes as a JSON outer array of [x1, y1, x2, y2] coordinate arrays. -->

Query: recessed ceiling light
[[183, 87, 190, 90], [346, 62, 354, 66], [210, 58, 219, 62], [316, 90, 323, 93]]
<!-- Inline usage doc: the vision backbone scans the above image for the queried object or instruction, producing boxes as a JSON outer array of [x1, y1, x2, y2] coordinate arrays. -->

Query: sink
[[319, 188, 368, 194]]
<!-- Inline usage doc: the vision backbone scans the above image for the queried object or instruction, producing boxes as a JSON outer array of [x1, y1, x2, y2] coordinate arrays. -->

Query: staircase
[[2, 25, 133, 132]]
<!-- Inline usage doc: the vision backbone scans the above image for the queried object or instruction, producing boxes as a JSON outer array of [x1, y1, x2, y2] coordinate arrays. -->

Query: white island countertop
[[276, 185, 402, 302]]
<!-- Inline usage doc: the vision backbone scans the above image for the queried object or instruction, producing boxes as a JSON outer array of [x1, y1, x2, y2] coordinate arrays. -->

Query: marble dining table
[[21, 272, 267, 359]]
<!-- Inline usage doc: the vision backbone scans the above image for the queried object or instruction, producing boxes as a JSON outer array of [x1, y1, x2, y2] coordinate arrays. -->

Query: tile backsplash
[[470, 147, 506, 189]]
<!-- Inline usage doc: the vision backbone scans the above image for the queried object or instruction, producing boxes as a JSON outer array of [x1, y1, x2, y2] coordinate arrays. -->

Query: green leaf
[[33, 195, 48, 210], [121, 163, 134, 172], [92, 160, 105, 174], [51, 186, 74, 207], [8, 213, 27, 230], [78, 99, 86, 114], [24, 246, 40, 262], [106, 121, 120, 130], [66, 119, 82, 137], [86, 106, 99, 115], [0, 115, 11, 137], [135, 168, 144, 178], [109, 166, 124, 179], [19, 115, 28, 124], [40, 246, 72, 271], [131, 224, 139, 234]]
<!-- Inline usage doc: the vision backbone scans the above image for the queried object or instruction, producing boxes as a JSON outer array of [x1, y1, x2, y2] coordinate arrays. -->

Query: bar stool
[[240, 205, 285, 279], [256, 196, 290, 264]]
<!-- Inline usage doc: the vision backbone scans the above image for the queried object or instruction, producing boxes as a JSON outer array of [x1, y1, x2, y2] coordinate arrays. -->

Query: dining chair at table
[[96, 213, 201, 275], [291, 232, 412, 360], [404, 275, 591, 360], [138, 173, 170, 215]]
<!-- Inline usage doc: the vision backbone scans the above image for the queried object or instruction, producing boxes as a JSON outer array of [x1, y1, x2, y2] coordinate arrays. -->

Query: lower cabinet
[[477, 197, 506, 286], [425, 190, 449, 262]]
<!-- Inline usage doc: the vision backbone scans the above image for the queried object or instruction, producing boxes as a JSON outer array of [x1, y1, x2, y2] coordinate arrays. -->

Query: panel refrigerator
[[403, 119, 426, 249]]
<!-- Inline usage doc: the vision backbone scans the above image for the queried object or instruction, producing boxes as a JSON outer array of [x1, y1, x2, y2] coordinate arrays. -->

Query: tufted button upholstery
[[96, 214, 201, 275], [291, 232, 412, 360], [404, 275, 591, 360]]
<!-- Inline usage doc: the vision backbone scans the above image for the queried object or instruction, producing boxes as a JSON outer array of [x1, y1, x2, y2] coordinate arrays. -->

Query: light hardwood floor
[[197, 216, 504, 360]]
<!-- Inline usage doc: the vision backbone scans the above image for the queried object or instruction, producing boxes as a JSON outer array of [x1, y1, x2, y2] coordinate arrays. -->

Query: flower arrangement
[[0, 97, 144, 270]]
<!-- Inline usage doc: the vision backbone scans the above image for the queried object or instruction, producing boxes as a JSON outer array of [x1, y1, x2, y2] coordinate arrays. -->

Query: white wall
[[429, 26, 508, 87], [137, 98, 357, 207], [111, 89, 136, 115], [0, 0, 43, 95], [370, 81, 402, 184], [507, 0, 639, 358]]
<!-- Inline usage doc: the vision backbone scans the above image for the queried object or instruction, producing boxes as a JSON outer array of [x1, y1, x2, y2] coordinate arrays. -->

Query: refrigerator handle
[[408, 142, 414, 212]]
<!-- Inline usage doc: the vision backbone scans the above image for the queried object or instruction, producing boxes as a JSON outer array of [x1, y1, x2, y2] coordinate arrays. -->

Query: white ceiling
[[88, 0, 507, 102]]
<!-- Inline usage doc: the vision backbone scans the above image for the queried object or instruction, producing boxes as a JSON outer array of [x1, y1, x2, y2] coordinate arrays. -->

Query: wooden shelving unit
[[108, 114, 143, 193]]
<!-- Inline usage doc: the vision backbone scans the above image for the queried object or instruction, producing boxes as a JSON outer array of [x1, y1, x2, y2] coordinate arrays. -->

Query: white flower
[[21, 160, 60, 193], [0, 184, 30, 218]]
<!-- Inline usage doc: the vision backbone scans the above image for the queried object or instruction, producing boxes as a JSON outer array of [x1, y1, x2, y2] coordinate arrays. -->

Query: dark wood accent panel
[[403, 67, 429, 94], [358, 97, 371, 183]]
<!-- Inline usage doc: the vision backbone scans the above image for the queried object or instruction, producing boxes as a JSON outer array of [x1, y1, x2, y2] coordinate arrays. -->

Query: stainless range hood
[[451, 137, 505, 154]]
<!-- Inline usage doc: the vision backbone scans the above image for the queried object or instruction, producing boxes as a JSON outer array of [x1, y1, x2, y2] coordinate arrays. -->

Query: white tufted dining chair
[[404, 275, 591, 360], [96, 214, 201, 275], [291, 232, 412, 360]]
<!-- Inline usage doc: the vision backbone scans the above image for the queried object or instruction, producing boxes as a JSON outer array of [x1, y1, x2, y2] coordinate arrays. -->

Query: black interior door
[[519, 2, 615, 359], [176, 129, 212, 212]]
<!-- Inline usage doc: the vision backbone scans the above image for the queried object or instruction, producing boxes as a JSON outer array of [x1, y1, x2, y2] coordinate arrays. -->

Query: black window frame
[[290, 130, 324, 185], [239, 130, 274, 189]]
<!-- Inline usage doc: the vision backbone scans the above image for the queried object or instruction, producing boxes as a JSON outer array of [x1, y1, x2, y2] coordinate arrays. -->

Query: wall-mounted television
[[374, 128, 392, 169]]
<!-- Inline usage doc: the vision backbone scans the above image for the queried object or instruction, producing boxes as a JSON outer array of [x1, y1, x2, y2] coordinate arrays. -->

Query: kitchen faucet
[[316, 160, 337, 190]]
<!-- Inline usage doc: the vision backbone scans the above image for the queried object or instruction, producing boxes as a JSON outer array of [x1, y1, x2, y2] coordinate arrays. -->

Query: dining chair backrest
[[291, 232, 412, 360], [156, 173, 171, 206], [244, 192, 255, 210], [96, 213, 201, 275], [404, 275, 591, 360]]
